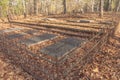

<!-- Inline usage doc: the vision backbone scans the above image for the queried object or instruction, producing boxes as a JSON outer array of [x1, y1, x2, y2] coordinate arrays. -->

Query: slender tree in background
[[91, 0, 95, 12], [116, 0, 120, 12], [63, 0, 67, 14], [108, 0, 112, 11], [34, 0, 38, 15], [8, 0, 13, 19], [0, 6, 2, 17], [99, 0, 104, 18], [22, 0, 27, 18]]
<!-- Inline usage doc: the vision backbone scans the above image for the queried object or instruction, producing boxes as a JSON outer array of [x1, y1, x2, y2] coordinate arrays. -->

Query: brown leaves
[[92, 67, 99, 73]]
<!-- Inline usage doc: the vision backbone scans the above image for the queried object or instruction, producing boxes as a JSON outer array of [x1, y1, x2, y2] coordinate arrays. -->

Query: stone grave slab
[[40, 42, 75, 57], [7, 33, 25, 40], [40, 38, 86, 58], [21, 33, 57, 46], [60, 37, 84, 47], [3, 28, 23, 33], [20, 39, 36, 46]]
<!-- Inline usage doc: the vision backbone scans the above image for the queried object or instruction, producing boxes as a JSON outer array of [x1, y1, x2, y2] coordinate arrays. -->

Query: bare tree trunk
[[22, 0, 27, 18], [96, 1, 100, 12], [28, 0, 33, 15], [8, 0, 13, 20], [108, 0, 112, 11], [34, 0, 38, 15], [0, 6, 2, 17], [91, 0, 95, 12], [116, 0, 120, 12], [99, 0, 104, 18], [63, 0, 67, 14]]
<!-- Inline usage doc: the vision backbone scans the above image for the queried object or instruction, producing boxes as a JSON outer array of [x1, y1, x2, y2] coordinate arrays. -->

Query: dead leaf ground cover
[[0, 13, 120, 80]]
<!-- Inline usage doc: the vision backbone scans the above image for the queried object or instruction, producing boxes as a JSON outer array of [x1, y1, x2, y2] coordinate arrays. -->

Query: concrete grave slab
[[60, 37, 84, 47], [21, 33, 57, 46], [7, 33, 25, 40], [40, 42, 75, 57], [3, 27, 23, 33], [40, 37, 86, 58], [30, 33, 57, 42], [20, 39, 36, 46]]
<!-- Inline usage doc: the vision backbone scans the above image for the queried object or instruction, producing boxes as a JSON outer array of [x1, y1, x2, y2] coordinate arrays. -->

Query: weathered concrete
[[21, 33, 57, 46], [7, 33, 25, 39], [40, 37, 85, 58], [3, 28, 23, 33]]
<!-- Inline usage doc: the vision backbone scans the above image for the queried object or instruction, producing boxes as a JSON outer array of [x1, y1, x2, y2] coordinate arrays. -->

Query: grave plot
[[20, 33, 57, 46], [0, 23, 113, 80], [1, 31, 107, 80]]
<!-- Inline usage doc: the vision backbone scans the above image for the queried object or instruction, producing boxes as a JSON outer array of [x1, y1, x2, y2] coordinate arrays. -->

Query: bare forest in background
[[0, 0, 120, 18], [0, 0, 120, 80]]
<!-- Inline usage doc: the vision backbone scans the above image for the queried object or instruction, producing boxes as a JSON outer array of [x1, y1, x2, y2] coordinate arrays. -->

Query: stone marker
[[78, 20, 95, 23], [67, 19, 94, 23]]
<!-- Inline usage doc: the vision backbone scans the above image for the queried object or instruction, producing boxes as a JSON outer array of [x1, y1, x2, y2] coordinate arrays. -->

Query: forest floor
[[0, 13, 120, 80]]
